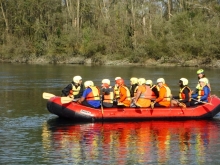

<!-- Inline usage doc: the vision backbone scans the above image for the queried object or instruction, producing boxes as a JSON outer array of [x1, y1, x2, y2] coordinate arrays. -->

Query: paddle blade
[[61, 97, 73, 104], [150, 102, 155, 109], [42, 92, 55, 99]]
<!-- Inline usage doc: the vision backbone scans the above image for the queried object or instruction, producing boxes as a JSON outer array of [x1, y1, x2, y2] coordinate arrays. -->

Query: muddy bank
[[1, 55, 220, 68]]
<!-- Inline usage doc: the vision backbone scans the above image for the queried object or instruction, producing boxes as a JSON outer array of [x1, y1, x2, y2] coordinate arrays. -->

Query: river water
[[1, 63, 220, 164]]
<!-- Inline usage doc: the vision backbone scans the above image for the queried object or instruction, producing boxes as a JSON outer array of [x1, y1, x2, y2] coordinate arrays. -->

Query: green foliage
[[0, 0, 220, 65]]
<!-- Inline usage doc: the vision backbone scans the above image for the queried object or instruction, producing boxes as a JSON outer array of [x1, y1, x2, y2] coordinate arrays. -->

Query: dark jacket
[[61, 82, 84, 98]]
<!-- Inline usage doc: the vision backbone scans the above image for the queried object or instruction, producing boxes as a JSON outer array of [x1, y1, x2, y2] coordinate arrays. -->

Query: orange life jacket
[[139, 85, 153, 99], [178, 86, 192, 101], [161, 85, 171, 102], [119, 86, 131, 100], [103, 87, 114, 103], [86, 86, 100, 101], [118, 85, 131, 107]]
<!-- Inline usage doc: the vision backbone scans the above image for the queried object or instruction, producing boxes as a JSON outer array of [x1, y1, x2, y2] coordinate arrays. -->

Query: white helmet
[[180, 78, 188, 86], [138, 78, 146, 85], [115, 77, 121, 81], [89, 80, 94, 86], [84, 80, 93, 87], [146, 80, 153, 86], [73, 75, 82, 83], [102, 79, 110, 85], [157, 78, 165, 84], [199, 78, 208, 84], [130, 77, 138, 85]]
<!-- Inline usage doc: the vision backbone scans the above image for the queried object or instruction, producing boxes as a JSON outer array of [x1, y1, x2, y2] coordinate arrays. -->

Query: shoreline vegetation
[[1, 55, 220, 68], [0, 1, 220, 67]]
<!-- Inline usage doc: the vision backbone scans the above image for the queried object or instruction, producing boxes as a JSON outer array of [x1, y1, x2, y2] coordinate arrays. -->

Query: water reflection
[[42, 119, 219, 164]]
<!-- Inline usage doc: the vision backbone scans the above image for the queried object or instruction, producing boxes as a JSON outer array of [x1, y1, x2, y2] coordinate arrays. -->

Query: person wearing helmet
[[193, 69, 211, 94], [101, 79, 114, 108], [115, 78, 131, 107], [77, 80, 100, 108], [61, 75, 84, 99], [151, 78, 171, 108], [114, 77, 121, 100], [129, 77, 139, 98], [171, 78, 192, 107], [132, 78, 152, 107], [190, 78, 210, 105], [146, 79, 159, 99]]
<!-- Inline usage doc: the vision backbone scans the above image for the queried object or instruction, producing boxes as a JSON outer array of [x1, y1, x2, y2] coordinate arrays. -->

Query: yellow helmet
[[138, 78, 146, 85], [157, 78, 165, 84], [130, 77, 138, 85], [180, 78, 188, 86], [146, 80, 153, 86], [73, 75, 82, 83], [197, 69, 204, 74]]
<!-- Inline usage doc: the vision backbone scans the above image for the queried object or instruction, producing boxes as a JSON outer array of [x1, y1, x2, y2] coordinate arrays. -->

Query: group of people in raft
[[61, 69, 211, 109]]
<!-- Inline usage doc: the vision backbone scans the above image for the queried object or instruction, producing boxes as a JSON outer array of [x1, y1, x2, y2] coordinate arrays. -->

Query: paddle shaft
[[191, 98, 211, 104], [100, 95, 104, 117]]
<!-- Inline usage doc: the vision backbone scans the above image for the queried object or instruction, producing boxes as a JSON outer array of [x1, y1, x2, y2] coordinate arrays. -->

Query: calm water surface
[[1, 63, 220, 164]]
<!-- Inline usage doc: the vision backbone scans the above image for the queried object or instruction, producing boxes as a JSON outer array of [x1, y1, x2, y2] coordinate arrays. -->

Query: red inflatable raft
[[46, 95, 220, 122]]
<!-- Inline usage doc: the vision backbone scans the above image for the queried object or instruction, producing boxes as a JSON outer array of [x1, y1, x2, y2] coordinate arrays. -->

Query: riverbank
[[1, 55, 220, 68]]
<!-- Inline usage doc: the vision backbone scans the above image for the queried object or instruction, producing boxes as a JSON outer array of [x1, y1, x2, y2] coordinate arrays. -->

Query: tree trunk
[[0, 2, 8, 33], [77, 0, 80, 34], [167, 0, 171, 20], [131, 0, 136, 48]]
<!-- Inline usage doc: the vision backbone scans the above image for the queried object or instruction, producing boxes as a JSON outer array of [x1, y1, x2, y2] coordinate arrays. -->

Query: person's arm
[[155, 87, 166, 103], [78, 97, 85, 104], [77, 89, 88, 104], [134, 86, 142, 103], [207, 83, 211, 91], [118, 87, 127, 102], [61, 83, 72, 96], [200, 86, 210, 101]]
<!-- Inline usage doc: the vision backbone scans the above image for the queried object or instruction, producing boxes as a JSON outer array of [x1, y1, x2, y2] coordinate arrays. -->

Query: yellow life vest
[[178, 86, 192, 101], [71, 84, 81, 95], [114, 85, 120, 99], [86, 86, 100, 100]]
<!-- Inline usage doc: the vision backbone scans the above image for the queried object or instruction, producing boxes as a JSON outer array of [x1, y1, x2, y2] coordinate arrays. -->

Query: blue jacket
[[192, 85, 210, 102], [82, 88, 100, 108]]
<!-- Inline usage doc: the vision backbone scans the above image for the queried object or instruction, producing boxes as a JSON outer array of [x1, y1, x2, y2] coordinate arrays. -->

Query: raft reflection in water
[[42, 119, 219, 164]]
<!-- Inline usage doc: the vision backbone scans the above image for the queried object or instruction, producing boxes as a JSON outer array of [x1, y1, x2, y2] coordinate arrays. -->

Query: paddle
[[100, 95, 104, 116], [61, 97, 79, 104], [61, 97, 73, 104], [150, 102, 155, 109], [42, 92, 55, 99], [172, 97, 186, 108], [191, 98, 212, 105]]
